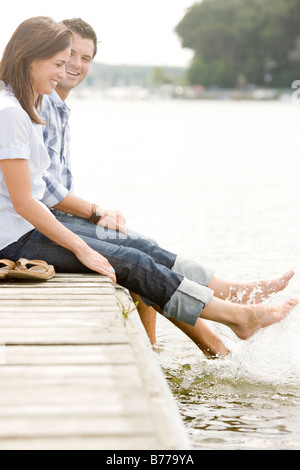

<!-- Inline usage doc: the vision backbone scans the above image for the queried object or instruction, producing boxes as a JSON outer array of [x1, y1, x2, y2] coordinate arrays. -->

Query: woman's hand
[[98, 209, 128, 235], [75, 243, 117, 284]]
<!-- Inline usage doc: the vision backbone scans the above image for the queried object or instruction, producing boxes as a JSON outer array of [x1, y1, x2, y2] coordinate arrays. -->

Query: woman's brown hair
[[0, 17, 72, 124]]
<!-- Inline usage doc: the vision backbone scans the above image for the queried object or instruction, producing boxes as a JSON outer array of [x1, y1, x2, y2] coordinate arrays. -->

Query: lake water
[[69, 95, 300, 450]]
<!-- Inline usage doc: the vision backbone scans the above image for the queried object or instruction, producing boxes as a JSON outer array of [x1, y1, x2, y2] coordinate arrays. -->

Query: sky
[[0, 0, 197, 67]]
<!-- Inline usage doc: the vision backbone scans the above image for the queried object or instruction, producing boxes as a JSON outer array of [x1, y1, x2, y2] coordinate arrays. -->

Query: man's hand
[[52, 194, 128, 235], [98, 209, 128, 235]]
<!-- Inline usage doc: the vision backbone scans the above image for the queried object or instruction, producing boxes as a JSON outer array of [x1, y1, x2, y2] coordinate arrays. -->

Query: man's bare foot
[[227, 270, 295, 304], [230, 298, 299, 340]]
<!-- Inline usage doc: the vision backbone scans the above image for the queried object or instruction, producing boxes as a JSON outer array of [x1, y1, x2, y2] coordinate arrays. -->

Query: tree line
[[175, 0, 300, 88], [85, 63, 186, 89]]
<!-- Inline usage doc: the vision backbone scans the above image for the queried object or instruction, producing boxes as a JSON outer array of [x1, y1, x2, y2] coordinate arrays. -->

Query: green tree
[[152, 67, 173, 86], [176, 0, 300, 88]]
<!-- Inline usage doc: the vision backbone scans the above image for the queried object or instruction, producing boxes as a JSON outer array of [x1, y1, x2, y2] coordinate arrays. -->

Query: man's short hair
[[61, 18, 98, 58]]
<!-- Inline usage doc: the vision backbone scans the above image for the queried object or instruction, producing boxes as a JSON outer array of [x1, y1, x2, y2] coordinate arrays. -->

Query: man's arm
[[42, 170, 128, 235], [42, 169, 69, 208], [53, 192, 128, 235], [52, 192, 93, 219], [41, 95, 127, 234]]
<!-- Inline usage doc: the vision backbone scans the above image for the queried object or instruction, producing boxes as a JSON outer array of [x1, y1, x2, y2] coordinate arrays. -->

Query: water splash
[[156, 296, 300, 388]]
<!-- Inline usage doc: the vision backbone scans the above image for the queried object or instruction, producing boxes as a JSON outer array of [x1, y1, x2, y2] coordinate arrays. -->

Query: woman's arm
[[0, 159, 116, 283]]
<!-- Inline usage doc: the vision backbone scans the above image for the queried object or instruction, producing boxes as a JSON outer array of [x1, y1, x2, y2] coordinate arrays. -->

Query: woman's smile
[[30, 48, 70, 99]]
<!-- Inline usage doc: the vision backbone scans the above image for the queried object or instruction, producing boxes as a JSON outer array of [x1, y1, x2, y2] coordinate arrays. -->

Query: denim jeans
[[0, 213, 214, 326]]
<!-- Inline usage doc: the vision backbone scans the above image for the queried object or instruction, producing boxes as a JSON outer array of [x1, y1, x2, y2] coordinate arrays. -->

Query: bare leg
[[209, 270, 294, 304], [131, 293, 157, 344], [151, 302, 231, 358], [169, 317, 230, 358], [131, 293, 229, 357], [131, 269, 297, 356], [200, 296, 298, 340]]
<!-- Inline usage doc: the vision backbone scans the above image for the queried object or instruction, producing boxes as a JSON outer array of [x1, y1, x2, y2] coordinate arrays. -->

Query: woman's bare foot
[[210, 271, 295, 304], [200, 296, 298, 340], [229, 298, 299, 340]]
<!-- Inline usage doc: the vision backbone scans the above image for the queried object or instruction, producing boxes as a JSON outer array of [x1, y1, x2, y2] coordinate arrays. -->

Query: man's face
[[58, 32, 95, 93]]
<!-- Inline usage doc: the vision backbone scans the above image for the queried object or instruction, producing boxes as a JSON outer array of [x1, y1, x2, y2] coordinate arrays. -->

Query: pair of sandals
[[0, 258, 55, 281]]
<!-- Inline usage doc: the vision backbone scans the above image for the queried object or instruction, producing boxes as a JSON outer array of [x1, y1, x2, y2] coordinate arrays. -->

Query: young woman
[[0, 17, 298, 353]]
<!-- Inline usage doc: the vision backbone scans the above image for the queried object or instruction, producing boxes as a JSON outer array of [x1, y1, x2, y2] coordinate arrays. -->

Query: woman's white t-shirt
[[0, 87, 51, 250]]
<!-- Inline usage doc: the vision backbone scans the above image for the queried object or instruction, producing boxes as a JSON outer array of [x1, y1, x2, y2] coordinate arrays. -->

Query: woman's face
[[30, 48, 71, 99]]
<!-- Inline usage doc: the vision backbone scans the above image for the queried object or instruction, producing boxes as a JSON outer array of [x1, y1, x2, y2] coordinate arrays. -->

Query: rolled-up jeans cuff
[[140, 296, 153, 307], [171, 254, 214, 286], [163, 278, 214, 326]]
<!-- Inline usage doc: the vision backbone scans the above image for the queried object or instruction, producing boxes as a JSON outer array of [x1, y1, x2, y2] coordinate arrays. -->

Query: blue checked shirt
[[41, 91, 73, 208]]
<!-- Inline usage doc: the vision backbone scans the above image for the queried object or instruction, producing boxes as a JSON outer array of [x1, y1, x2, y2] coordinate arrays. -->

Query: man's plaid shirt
[[41, 91, 73, 208]]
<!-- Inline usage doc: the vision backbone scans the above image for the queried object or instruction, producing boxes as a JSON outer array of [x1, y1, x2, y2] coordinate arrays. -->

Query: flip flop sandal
[[0, 259, 16, 280], [7, 258, 55, 281]]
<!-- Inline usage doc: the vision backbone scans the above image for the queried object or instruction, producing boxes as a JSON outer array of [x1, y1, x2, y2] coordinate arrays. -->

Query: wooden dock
[[0, 273, 191, 450]]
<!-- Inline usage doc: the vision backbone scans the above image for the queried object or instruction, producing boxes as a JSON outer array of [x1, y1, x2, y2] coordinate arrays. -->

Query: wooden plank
[[0, 281, 112, 288], [3, 345, 136, 365], [116, 286, 191, 450], [0, 436, 162, 450], [0, 314, 123, 327], [0, 415, 155, 438], [0, 274, 190, 450], [1, 273, 108, 281], [1, 279, 111, 286], [54, 274, 109, 279], [0, 402, 147, 416], [0, 307, 117, 315], [0, 300, 118, 308], [0, 384, 150, 409], [0, 326, 128, 344], [0, 286, 114, 292], [0, 364, 143, 384], [0, 293, 113, 300]]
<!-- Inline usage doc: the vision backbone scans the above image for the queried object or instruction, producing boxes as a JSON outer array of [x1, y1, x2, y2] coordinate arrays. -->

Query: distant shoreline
[[73, 84, 294, 102]]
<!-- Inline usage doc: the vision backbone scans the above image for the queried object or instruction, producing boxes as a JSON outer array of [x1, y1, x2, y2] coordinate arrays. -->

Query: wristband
[[88, 204, 103, 224]]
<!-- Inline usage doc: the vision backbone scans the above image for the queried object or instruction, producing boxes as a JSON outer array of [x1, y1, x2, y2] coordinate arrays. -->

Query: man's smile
[[66, 69, 80, 77]]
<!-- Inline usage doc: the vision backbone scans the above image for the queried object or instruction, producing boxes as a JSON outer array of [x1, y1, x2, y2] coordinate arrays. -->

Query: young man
[[39, 18, 296, 357], [38, 18, 233, 356], [40, 18, 161, 346], [39, 18, 229, 357]]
